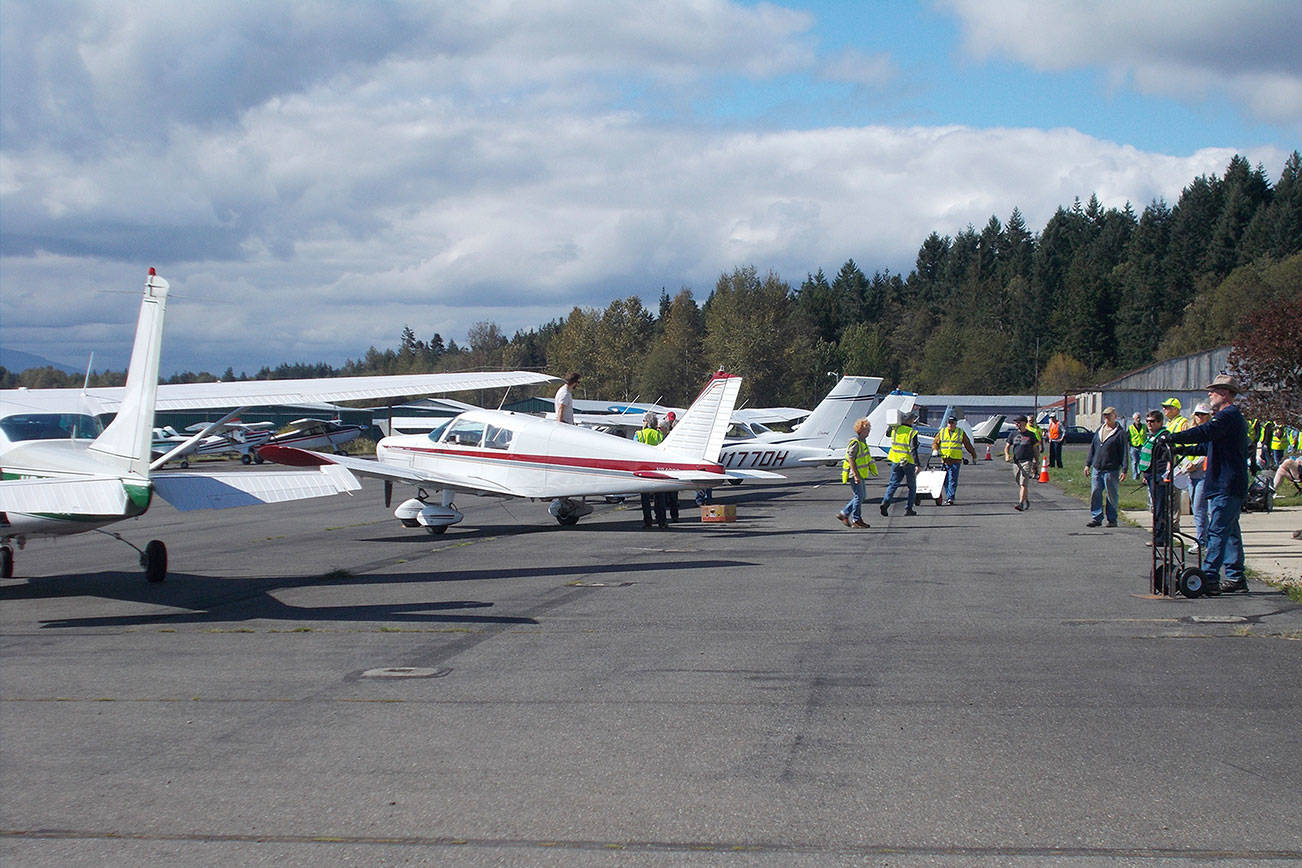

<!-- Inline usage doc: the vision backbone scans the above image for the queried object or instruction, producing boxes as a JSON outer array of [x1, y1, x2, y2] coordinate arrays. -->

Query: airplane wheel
[[1177, 567, 1205, 599], [1, 545, 13, 579], [933, 495, 942, 506], [142, 540, 167, 583], [180, 459, 190, 469], [424, 525, 448, 535], [335, 449, 347, 456], [241, 453, 252, 465], [254, 453, 264, 464], [557, 515, 581, 526]]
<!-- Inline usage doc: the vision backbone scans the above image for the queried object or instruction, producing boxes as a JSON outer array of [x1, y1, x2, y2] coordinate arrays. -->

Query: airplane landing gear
[[1, 545, 13, 579], [549, 498, 593, 526], [94, 530, 168, 583], [142, 540, 167, 583]]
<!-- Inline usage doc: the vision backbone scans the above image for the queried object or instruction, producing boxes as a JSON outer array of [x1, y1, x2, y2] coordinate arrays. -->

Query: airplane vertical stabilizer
[[88, 269, 169, 478], [661, 373, 741, 462], [791, 376, 882, 448]]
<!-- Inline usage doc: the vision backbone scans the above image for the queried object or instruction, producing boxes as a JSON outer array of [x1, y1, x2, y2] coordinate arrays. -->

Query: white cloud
[[939, 0, 1302, 129], [0, 1, 1292, 373]]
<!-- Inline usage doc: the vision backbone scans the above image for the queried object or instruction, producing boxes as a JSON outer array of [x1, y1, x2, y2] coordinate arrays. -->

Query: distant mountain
[[0, 347, 80, 374]]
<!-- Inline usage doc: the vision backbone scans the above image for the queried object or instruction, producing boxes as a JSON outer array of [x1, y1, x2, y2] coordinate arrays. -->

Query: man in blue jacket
[[1168, 374, 1251, 594]]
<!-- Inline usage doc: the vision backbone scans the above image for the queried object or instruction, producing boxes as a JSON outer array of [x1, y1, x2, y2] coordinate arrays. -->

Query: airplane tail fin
[[790, 376, 882, 448], [660, 372, 741, 461], [864, 389, 917, 456], [88, 269, 169, 479]]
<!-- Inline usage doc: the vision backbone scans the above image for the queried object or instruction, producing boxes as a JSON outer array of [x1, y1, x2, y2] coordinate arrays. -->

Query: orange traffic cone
[[983, 444, 992, 461], [1037, 455, 1050, 483]]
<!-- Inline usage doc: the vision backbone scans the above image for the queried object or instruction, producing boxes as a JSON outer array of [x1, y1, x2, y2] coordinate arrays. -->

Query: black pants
[[1049, 440, 1064, 467], [641, 492, 667, 526]]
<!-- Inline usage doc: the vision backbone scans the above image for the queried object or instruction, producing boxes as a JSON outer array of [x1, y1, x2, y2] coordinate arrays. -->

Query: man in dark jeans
[[1169, 374, 1251, 594], [1137, 410, 1174, 547], [1083, 406, 1126, 527]]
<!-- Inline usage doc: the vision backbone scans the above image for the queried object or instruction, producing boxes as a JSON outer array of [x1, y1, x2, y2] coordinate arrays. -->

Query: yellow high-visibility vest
[[887, 425, 917, 465], [841, 438, 878, 483], [635, 428, 662, 446], [936, 426, 965, 460]]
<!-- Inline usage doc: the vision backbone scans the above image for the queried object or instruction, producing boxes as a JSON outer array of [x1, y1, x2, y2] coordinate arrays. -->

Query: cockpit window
[[423, 419, 451, 442], [725, 422, 755, 440], [483, 424, 513, 449], [443, 419, 485, 447], [0, 413, 102, 442]]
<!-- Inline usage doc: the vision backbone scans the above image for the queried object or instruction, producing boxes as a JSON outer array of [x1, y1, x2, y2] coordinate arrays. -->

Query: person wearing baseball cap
[[1168, 374, 1250, 594], [1161, 397, 1190, 434]]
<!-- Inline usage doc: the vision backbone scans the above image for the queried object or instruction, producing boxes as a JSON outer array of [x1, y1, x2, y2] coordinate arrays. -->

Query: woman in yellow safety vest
[[837, 418, 878, 528]]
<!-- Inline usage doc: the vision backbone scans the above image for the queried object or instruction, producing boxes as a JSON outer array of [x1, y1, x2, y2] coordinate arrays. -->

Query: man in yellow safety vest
[[932, 415, 978, 505], [879, 410, 920, 517]]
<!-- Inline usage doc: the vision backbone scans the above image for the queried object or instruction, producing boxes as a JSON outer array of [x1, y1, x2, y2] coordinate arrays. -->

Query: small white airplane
[[0, 270, 558, 581], [152, 420, 275, 467], [260, 372, 783, 533], [717, 377, 917, 470], [265, 418, 367, 455]]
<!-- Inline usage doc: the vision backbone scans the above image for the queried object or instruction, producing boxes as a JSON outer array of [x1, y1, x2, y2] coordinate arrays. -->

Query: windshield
[[0, 413, 103, 442]]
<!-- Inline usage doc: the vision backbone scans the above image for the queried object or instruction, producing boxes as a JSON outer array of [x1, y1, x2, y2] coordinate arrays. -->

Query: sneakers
[[1013, 503, 1025, 511], [904, 509, 917, 516], [1106, 521, 1117, 528], [879, 504, 889, 518], [851, 519, 871, 528], [1085, 519, 1102, 527], [1219, 580, 1248, 593], [944, 499, 954, 506], [836, 512, 851, 527]]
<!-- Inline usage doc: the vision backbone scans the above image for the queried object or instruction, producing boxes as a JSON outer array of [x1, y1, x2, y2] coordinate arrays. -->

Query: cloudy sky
[[1, 1, 1298, 375]]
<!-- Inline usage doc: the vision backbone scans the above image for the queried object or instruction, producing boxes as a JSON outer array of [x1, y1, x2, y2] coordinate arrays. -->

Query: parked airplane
[[717, 378, 918, 470], [152, 421, 274, 467], [0, 270, 557, 581], [265, 418, 367, 455], [260, 372, 783, 533]]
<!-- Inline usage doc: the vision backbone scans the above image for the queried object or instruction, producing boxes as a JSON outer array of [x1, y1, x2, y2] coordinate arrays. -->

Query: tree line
[[4, 152, 1299, 413]]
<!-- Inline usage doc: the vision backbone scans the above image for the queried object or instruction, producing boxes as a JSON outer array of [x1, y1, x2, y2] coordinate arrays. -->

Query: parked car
[[1061, 425, 1093, 444]]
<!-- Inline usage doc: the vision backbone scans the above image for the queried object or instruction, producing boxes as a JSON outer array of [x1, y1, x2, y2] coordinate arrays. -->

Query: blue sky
[[1, 1, 1297, 374]]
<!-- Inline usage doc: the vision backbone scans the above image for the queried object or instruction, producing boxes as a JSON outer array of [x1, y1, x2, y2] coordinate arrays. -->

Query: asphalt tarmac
[[3, 462, 1300, 866]]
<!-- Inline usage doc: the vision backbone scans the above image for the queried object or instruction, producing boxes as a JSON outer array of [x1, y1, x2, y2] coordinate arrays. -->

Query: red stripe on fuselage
[[390, 444, 723, 474]]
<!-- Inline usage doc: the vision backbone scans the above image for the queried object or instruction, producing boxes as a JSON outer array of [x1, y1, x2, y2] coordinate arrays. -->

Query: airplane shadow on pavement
[[1, 558, 754, 630]]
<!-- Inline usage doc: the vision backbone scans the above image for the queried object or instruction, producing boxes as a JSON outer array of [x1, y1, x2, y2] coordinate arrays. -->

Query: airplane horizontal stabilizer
[[151, 465, 361, 511], [796, 453, 841, 465], [0, 476, 129, 515], [720, 469, 784, 480]]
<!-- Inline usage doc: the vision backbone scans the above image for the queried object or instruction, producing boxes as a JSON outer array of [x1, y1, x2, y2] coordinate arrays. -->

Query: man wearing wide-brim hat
[[1168, 374, 1251, 594]]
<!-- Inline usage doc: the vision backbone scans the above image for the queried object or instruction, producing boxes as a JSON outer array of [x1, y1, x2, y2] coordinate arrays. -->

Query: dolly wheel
[[1177, 567, 1205, 599]]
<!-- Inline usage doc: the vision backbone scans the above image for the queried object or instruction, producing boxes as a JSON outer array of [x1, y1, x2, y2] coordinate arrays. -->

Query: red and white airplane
[[265, 418, 367, 455], [261, 373, 782, 533]]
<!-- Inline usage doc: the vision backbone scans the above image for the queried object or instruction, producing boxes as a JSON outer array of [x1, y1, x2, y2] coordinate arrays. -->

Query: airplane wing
[[631, 468, 784, 483], [150, 465, 361, 511], [733, 406, 810, 425], [257, 445, 518, 496], [1, 371, 558, 415], [0, 476, 130, 515]]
